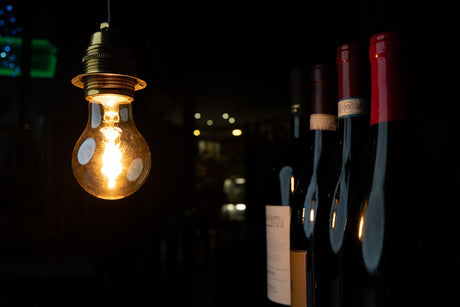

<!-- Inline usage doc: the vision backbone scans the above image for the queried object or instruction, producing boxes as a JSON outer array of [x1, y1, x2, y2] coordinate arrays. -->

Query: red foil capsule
[[369, 31, 407, 125], [311, 63, 336, 115], [337, 43, 363, 100]]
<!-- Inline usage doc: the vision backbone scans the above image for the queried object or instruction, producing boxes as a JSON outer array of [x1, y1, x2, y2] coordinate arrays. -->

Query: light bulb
[[72, 94, 151, 200], [71, 22, 151, 200]]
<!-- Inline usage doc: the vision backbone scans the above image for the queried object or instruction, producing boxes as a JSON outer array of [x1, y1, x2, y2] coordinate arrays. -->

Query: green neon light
[[0, 36, 58, 78]]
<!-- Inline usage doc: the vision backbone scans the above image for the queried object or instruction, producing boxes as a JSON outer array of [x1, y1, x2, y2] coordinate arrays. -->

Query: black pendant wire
[[107, 0, 111, 23]]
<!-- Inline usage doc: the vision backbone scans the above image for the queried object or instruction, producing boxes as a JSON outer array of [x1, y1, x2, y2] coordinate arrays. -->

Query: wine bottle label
[[266, 205, 291, 305], [338, 98, 369, 118], [309, 114, 337, 131], [290, 249, 308, 307]]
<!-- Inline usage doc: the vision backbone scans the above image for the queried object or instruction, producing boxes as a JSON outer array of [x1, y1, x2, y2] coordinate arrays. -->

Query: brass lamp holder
[[71, 22, 146, 102]]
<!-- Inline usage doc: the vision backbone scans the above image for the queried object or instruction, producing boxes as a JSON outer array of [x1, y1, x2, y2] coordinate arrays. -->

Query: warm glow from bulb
[[290, 175, 295, 194], [235, 203, 246, 211], [235, 177, 246, 184], [71, 33, 152, 200], [100, 127, 122, 189], [193, 129, 201, 136], [94, 94, 127, 106], [97, 94, 124, 189], [232, 129, 242, 136]]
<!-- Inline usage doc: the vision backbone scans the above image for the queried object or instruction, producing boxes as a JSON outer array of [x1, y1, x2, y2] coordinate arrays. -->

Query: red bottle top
[[311, 63, 335, 115], [369, 31, 407, 125], [310, 63, 337, 131], [336, 43, 364, 100]]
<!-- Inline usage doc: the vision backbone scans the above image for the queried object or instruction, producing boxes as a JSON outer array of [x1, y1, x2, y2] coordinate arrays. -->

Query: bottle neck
[[308, 111, 337, 169], [310, 129, 337, 174], [369, 119, 412, 170], [290, 110, 306, 140], [336, 43, 369, 172], [368, 122, 390, 189], [289, 67, 306, 140], [338, 113, 369, 170]]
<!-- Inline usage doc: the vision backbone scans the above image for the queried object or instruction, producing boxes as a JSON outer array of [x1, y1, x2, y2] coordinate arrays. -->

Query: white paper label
[[266, 205, 291, 305]]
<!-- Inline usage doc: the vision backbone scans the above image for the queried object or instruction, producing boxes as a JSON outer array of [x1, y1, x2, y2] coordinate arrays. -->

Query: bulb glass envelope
[[71, 93, 151, 200], [71, 22, 150, 200]]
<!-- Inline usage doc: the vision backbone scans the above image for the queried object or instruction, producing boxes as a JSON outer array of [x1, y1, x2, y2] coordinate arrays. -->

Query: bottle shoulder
[[343, 120, 424, 277]]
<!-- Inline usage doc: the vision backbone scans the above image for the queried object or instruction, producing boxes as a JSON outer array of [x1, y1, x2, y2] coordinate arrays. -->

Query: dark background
[[0, 0, 458, 306]]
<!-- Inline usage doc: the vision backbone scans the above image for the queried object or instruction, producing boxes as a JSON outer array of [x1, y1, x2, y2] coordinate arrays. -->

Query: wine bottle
[[290, 64, 337, 307], [266, 68, 308, 306], [313, 43, 369, 307], [341, 31, 423, 307]]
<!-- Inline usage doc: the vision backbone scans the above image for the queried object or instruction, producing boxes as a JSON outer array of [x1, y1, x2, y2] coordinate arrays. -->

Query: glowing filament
[[99, 97, 123, 189], [101, 127, 122, 189], [290, 175, 295, 194]]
